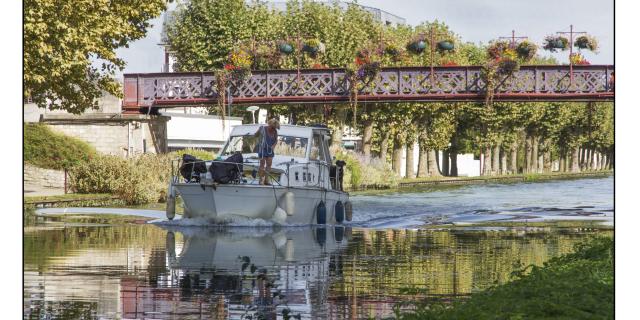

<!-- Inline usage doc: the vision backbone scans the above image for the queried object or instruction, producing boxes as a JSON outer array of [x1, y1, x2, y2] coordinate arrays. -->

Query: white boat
[[166, 124, 352, 225]]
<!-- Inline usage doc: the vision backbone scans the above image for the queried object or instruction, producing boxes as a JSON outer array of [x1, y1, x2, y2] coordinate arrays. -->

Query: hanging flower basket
[[570, 53, 590, 65], [516, 41, 537, 61], [277, 41, 294, 55], [302, 39, 325, 57], [441, 61, 459, 67], [225, 49, 252, 82], [384, 43, 401, 57], [574, 35, 598, 52], [497, 58, 520, 75], [311, 63, 328, 69], [407, 40, 426, 54], [436, 40, 455, 52], [356, 61, 381, 82], [487, 41, 510, 60], [543, 36, 569, 52]]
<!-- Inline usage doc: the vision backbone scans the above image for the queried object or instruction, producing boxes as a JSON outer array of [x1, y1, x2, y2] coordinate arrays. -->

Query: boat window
[[221, 135, 308, 158], [310, 133, 328, 162]]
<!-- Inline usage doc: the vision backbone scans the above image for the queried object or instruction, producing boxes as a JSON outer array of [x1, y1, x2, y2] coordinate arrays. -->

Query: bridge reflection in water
[[23, 224, 611, 319], [123, 65, 614, 113]]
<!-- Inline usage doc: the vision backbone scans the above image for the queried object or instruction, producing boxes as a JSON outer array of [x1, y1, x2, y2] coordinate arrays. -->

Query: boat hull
[[174, 183, 350, 225]]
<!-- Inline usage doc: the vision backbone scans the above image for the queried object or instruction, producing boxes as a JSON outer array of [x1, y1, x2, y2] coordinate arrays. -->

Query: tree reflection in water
[[23, 223, 611, 319]]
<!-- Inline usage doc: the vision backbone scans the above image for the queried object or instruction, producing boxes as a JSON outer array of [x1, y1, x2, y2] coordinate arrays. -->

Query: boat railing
[[170, 158, 283, 187], [171, 158, 344, 190]]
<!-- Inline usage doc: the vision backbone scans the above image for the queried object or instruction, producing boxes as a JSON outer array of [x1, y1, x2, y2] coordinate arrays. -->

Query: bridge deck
[[123, 65, 613, 113]]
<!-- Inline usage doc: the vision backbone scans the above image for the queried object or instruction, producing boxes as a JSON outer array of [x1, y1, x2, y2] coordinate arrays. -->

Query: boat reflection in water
[[126, 226, 351, 319]]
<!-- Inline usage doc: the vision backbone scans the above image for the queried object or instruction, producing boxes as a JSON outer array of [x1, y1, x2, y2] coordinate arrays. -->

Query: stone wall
[[44, 116, 168, 157], [24, 164, 66, 189]]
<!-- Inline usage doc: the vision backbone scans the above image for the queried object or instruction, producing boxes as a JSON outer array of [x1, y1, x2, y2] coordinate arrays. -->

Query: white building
[[163, 111, 243, 152], [399, 142, 481, 178]]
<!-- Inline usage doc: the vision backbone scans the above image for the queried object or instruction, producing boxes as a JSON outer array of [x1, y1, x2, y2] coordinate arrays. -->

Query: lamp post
[[417, 26, 450, 87], [556, 25, 587, 86], [246, 106, 259, 124], [498, 30, 528, 49]]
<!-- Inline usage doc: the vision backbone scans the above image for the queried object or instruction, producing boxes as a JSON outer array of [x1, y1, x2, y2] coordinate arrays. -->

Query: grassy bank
[[395, 237, 613, 319], [24, 193, 126, 209], [349, 170, 612, 193], [24, 123, 97, 170]]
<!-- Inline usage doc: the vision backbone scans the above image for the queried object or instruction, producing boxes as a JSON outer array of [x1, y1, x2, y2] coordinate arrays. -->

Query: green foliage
[[164, 0, 613, 175], [170, 148, 215, 161], [69, 153, 172, 205], [24, 0, 168, 114], [24, 123, 97, 170], [333, 149, 398, 189], [396, 237, 613, 319]]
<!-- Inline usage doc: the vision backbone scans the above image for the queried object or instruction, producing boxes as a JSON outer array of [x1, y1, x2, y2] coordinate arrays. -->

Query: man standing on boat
[[255, 118, 280, 185]]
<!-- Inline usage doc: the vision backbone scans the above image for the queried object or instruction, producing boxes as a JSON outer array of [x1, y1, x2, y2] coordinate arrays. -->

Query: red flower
[[442, 61, 458, 67], [224, 64, 236, 70]]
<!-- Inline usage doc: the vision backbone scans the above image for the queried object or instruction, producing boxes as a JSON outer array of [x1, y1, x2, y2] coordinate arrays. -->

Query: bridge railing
[[123, 65, 613, 109]]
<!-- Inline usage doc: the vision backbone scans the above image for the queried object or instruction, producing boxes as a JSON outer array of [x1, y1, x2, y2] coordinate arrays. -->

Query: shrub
[[69, 153, 173, 205], [170, 148, 215, 161], [333, 149, 399, 190], [24, 123, 97, 170]]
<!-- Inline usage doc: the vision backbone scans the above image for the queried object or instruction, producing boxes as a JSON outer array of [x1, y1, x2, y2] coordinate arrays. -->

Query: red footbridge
[[122, 65, 614, 113]]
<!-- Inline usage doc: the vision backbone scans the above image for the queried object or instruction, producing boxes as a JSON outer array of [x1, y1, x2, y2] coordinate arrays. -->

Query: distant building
[[264, 1, 406, 26], [164, 112, 243, 152]]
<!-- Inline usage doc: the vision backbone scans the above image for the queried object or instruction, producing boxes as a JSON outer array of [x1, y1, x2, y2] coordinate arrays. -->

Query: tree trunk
[[492, 145, 500, 175], [544, 150, 552, 173], [509, 141, 518, 174], [538, 153, 544, 173], [598, 153, 604, 170], [331, 108, 346, 148], [392, 136, 403, 176], [531, 136, 539, 174], [380, 130, 390, 163], [586, 149, 592, 171], [571, 147, 581, 172], [500, 147, 507, 175], [610, 151, 615, 169], [450, 135, 459, 177], [428, 149, 441, 177], [525, 137, 532, 173], [442, 150, 450, 176], [483, 147, 492, 176], [362, 120, 374, 158], [559, 152, 566, 172], [406, 140, 416, 179], [417, 146, 429, 178], [450, 149, 458, 177]]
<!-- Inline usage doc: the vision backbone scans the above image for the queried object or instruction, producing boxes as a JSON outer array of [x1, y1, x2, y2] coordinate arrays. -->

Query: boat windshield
[[221, 135, 309, 158]]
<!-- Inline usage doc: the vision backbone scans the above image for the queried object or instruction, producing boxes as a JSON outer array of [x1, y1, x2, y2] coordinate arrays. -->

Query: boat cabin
[[218, 124, 343, 190]]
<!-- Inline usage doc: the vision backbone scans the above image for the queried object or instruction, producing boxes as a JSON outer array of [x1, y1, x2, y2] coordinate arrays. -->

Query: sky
[[115, 0, 613, 75]]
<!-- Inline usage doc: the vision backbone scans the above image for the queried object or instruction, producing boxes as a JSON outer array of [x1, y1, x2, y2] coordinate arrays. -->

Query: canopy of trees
[[24, 0, 169, 114], [165, 0, 613, 177]]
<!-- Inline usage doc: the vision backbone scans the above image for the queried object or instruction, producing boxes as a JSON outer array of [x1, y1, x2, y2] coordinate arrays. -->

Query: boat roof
[[230, 124, 330, 137]]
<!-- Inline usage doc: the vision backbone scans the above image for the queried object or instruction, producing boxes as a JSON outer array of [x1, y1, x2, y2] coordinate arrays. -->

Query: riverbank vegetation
[[395, 237, 613, 319], [24, 123, 97, 170]]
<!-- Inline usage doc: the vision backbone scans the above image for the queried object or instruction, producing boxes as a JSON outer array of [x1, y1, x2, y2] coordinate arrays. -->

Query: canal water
[[24, 176, 613, 319]]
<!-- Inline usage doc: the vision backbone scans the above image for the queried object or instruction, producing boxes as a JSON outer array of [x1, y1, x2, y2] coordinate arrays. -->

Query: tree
[[24, 0, 169, 114]]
